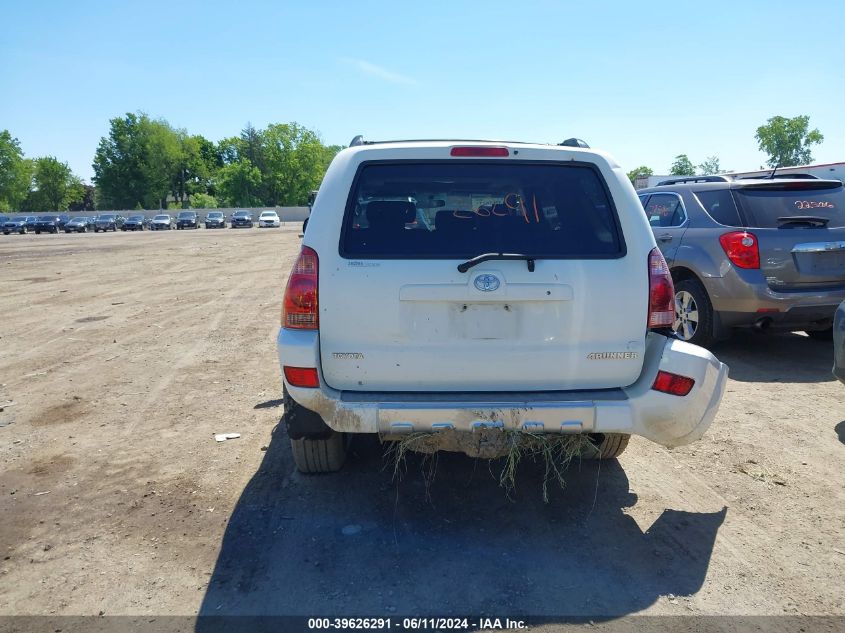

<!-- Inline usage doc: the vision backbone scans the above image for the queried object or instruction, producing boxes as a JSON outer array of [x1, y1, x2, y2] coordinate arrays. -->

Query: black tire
[[806, 328, 833, 341], [290, 433, 346, 473], [584, 433, 630, 460], [35, 231, 40, 235], [672, 277, 715, 348]]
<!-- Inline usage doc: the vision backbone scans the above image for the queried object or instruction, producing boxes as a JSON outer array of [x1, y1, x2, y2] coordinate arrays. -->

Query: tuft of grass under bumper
[[383, 428, 595, 503]]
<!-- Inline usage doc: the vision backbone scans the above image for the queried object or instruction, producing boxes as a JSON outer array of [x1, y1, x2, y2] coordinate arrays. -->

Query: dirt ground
[[0, 228, 843, 620]]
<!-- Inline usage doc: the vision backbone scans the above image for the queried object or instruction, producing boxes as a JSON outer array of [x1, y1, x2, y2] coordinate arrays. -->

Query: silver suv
[[638, 175, 845, 346]]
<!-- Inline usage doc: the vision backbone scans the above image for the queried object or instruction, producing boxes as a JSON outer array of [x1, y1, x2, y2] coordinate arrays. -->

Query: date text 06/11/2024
[[307, 617, 528, 630]]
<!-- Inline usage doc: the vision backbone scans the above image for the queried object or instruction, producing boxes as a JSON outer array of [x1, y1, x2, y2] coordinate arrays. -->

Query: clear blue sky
[[2, 0, 843, 182]]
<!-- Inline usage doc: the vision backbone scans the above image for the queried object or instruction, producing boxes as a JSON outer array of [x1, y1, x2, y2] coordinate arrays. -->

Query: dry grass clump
[[384, 428, 592, 503]]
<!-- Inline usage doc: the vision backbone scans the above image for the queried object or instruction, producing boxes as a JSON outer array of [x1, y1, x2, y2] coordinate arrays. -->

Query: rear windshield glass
[[341, 162, 624, 258], [694, 189, 742, 226], [733, 184, 845, 228]]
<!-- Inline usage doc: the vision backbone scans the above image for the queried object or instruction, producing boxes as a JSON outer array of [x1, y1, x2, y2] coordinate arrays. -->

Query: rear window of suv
[[732, 182, 845, 228], [340, 162, 624, 259]]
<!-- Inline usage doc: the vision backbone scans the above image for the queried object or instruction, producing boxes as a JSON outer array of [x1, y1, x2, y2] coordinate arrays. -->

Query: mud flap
[[282, 386, 334, 440]]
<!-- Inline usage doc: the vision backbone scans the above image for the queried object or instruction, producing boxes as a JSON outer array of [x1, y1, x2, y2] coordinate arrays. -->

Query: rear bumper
[[277, 330, 728, 448], [703, 268, 845, 329]]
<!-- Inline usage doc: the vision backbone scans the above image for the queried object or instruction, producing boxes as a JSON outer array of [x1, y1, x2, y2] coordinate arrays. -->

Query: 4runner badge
[[587, 352, 639, 360], [474, 274, 500, 292]]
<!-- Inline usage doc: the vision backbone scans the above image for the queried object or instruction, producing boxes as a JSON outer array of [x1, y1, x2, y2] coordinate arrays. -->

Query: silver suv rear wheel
[[672, 278, 715, 347], [674, 290, 699, 341]]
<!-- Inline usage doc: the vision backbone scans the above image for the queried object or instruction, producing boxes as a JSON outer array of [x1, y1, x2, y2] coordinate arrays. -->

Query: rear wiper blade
[[776, 215, 830, 227], [457, 252, 536, 273]]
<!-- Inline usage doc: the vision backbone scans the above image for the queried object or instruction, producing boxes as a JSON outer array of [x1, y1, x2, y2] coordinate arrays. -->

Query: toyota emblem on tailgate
[[474, 274, 500, 292]]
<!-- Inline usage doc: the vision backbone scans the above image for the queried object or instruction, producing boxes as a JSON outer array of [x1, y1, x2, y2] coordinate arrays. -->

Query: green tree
[[755, 115, 823, 168], [669, 154, 696, 176], [626, 165, 653, 185], [23, 157, 84, 212], [263, 122, 338, 206], [217, 158, 262, 207], [0, 130, 33, 211], [68, 183, 96, 211], [171, 133, 219, 207], [189, 192, 218, 209], [143, 119, 180, 209], [698, 156, 722, 175], [217, 122, 341, 206], [93, 112, 181, 209]]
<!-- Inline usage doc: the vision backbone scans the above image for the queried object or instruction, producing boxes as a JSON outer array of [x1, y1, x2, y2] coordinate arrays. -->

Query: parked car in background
[[25, 216, 39, 232], [34, 216, 61, 234], [176, 211, 199, 230], [122, 214, 147, 231], [94, 214, 123, 232], [204, 211, 226, 229], [230, 211, 254, 228], [277, 138, 728, 473], [64, 216, 94, 233], [2, 215, 35, 234], [638, 175, 845, 346], [258, 210, 281, 228], [835, 301, 845, 384], [56, 214, 72, 230], [150, 214, 172, 230]]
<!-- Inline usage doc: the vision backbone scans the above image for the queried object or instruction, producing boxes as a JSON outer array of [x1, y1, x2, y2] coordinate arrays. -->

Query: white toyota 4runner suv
[[277, 138, 729, 473]]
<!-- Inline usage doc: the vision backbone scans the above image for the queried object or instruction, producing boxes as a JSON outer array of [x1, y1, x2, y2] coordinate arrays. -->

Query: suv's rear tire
[[806, 328, 833, 341], [673, 278, 715, 347], [585, 433, 630, 459], [290, 433, 346, 473]]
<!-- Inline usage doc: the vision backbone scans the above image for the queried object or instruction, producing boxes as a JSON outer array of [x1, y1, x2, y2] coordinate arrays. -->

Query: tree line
[[626, 114, 825, 184], [0, 113, 827, 212], [0, 113, 342, 213]]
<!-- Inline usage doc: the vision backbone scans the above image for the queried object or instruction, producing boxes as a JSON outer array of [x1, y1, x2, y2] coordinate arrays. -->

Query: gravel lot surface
[[0, 229, 843, 619]]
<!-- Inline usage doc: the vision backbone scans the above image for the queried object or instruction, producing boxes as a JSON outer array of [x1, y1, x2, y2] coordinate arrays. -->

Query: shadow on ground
[[712, 330, 835, 383], [198, 426, 726, 620], [253, 399, 284, 410], [835, 421, 845, 446]]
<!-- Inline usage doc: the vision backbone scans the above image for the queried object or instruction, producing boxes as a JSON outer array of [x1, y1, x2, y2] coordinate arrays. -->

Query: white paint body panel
[[307, 142, 657, 392]]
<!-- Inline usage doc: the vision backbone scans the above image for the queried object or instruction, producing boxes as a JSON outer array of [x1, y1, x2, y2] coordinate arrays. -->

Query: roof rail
[[345, 137, 591, 148], [738, 173, 819, 180], [657, 175, 732, 186]]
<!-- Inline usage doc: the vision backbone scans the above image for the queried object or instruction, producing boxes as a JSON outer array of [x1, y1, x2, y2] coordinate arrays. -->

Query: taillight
[[652, 370, 695, 396], [282, 246, 318, 329], [648, 248, 675, 329], [719, 231, 759, 269], [283, 366, 319, 388], [450, 146, 509, 157]]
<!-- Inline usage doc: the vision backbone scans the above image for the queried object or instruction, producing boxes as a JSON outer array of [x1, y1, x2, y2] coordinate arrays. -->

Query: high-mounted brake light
[[283, 366, 319, 388], [647, 248, 675, 329], [719, 231, 760, 269], [282, 246, 319, 329], [652, 370, 695, 396], [450, 146, 509, 157]]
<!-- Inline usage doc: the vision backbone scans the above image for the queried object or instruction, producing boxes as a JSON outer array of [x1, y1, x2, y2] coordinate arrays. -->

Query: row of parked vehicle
[[1, 210, 284, 235]]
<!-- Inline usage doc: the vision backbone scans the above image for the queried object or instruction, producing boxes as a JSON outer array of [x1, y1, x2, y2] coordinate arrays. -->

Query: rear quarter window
[[340, 161, 625, 259], [693, 189, 742, 226]]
